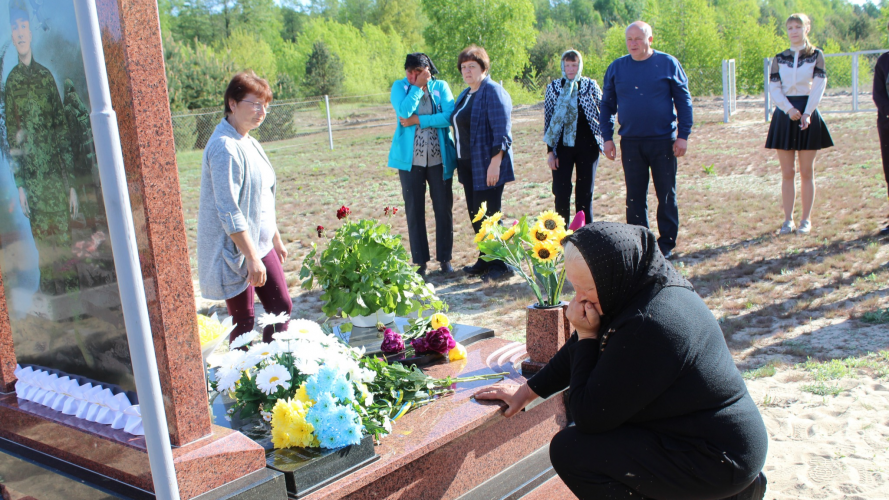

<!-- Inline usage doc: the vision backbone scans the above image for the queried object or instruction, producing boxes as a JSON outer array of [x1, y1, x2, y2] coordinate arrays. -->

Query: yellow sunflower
[[551, 228, 573, 246], [530, 223, 554, 243], [474, 227, 488, 243], [537, 211, 566, 232], [472, 202, 488, 223], [501, 225, 517, 241], [532, 240, 559, 263]]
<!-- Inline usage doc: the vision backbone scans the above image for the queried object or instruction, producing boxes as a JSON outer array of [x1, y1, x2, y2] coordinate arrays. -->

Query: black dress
[[529, 223, 768, 500]]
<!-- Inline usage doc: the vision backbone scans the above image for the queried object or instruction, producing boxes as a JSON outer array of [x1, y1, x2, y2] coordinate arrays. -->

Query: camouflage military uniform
[[63, 78, 103, 226], [5, 59, 76, 293]]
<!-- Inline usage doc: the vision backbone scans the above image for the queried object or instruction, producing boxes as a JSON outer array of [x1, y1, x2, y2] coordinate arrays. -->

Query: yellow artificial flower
[[537, 211, 566, 232], [293, 384, 313, 405], [472, 202, 488, 223], [530, 223, 553, 243], [474, 227, 488, 243], [430, 313, 450, 330], [532, 240, 559, 263], [501, 225, 517, 241], [448, 342, 467, 362], [270, 398, 315, 449]]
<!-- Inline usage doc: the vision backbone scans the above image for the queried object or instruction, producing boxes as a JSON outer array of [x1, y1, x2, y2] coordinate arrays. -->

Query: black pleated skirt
[[765, 96, 833, 150]]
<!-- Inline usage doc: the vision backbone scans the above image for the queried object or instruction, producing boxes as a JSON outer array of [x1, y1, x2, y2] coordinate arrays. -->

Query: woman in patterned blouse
[[765, 13, 833, 236], [544, 50, 605, 227]]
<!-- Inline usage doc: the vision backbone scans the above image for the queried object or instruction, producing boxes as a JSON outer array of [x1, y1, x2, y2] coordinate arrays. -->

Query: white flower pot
[[350, 310, 396, 328]]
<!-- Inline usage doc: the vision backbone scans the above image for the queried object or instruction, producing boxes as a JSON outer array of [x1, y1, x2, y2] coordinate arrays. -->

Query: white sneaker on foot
[[779, 220, 795, 235], [798, 220, 811, 234]]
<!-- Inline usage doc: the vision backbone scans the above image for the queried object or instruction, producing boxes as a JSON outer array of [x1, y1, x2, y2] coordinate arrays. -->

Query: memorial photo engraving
[[0, 0, 132, 392]]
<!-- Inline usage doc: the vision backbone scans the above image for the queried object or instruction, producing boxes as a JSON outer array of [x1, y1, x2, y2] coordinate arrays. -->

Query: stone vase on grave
[[521, 302, 572, 377]]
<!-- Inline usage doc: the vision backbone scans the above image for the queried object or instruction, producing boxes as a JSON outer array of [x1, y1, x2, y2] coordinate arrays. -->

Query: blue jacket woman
[[388, 53, 457, 275], [451, 45, 515, 281]]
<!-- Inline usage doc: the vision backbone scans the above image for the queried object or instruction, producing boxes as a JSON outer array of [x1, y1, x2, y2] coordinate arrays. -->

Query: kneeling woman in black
[[475, 222, 768, 500]]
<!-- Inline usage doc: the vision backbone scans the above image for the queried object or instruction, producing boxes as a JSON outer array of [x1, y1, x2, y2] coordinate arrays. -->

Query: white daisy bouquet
[[209, 314, 378, 449], [210, 313, 508, 450]]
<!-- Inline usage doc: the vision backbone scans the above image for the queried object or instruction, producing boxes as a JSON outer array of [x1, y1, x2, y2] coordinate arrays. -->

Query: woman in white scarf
[[543, 50, 606, 227]]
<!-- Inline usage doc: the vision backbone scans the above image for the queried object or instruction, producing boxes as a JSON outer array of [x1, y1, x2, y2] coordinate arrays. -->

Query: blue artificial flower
[[331, 378, 354, 402]]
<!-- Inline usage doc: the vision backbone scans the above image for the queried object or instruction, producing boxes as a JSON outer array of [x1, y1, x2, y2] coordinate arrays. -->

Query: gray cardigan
[[197, 119, 276, 300]]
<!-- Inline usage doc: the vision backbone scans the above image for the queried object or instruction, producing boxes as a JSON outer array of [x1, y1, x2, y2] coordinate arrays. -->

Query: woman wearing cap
[[197, 71, 291, 343], [544, 49, 605, 226], [475, 222, 768, 500], [388, 53, 457, 276]]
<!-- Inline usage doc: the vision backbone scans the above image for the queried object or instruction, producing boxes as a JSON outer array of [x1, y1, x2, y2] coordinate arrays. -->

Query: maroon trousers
[[225, 249, 292, 343]]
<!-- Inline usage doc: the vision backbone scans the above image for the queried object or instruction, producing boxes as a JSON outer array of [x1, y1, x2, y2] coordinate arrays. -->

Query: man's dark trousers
[[621, 138, 679, 255]]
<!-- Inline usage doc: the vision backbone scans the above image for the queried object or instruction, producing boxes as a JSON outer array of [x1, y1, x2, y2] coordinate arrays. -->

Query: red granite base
[[303, 338, 568, 500], [525, 303, 571, 365], [520, 360, 547, 377], [0, 394, 266, 499]]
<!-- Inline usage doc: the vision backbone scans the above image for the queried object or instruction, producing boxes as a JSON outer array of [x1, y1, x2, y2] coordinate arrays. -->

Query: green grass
[[743, 362, 778, 380], [798, 351, 889, 381], [861, 308, 889, 324], [801, 382, 843, 397]]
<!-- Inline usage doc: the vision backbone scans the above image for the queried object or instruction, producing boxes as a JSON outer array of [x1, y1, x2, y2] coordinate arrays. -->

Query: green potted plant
[[300, 206, 445, 326]]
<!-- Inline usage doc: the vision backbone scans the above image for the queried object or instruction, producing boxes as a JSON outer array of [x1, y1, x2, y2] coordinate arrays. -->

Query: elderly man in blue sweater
[[600, 21, 693, 259]]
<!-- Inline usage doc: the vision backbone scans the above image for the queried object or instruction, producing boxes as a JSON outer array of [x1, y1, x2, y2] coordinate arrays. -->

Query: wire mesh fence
[[170, 93, 393, 152], [172, 53, 884, 152]]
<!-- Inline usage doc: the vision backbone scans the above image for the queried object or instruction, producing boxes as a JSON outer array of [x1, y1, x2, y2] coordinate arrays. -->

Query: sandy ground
[[748, 370, 889, 499]]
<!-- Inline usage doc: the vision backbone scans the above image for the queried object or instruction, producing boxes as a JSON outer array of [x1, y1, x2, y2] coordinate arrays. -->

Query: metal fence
[[762, 49, 888, 121], [170, 92, 393, 152]]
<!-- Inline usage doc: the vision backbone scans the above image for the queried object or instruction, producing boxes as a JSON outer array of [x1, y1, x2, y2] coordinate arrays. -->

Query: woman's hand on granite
[[474, 382, 539, 417]]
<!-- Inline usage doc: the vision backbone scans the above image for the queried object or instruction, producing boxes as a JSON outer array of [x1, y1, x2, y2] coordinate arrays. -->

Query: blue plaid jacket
[[452, 77, 514, 191]]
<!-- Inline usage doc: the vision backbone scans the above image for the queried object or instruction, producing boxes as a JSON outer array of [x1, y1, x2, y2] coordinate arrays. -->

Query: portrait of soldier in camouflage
[[5, 0, 80, 295]]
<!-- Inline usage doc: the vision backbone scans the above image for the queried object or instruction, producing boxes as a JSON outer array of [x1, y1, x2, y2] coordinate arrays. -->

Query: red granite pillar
[[0, 270, 15, 394], [94, 0, 210, 446]]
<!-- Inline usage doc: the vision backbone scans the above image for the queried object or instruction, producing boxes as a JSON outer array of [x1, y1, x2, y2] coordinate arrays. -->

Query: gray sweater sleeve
[[208, 140, 249, 235]]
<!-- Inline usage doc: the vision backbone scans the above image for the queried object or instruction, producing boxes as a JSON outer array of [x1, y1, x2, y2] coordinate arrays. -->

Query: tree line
[[160, 0, 888, 112]]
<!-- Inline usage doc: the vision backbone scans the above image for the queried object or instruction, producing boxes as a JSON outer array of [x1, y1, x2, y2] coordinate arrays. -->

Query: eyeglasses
[[239, 99, 269, 112]]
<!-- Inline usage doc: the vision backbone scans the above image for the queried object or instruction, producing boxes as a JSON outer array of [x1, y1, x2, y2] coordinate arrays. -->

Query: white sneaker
[[798, 220, 811, 234], [779, 220, 795, 235]]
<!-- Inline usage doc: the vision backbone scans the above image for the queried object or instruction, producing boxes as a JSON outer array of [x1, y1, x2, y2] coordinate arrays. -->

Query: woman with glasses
[[197, 71, 291, 343]]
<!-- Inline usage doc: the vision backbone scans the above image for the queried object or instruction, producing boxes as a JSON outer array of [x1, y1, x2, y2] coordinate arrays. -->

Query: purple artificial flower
[[410, 337, 430, 354], [380, 328, 405, 353], [425, 327, 456, 355], [569, 211, 586, 231]]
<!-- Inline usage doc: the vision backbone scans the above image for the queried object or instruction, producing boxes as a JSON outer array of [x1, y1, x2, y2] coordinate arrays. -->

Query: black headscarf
[[404, 52, 439, 76], [563, 222, 693, 321]]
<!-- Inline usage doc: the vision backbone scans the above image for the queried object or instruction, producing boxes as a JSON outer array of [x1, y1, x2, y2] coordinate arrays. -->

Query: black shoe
[[880, 224, 889, 236], [439, 261, 454, 273], [481, 264, 513, 282], [662, 250, 673, 260], [721, 472, 767, 500], [417, 263, 427, 277], [462, 259, 489, 276]]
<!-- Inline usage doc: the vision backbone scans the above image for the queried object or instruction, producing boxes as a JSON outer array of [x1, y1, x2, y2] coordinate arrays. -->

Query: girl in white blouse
[[766, 13, 833, 235]]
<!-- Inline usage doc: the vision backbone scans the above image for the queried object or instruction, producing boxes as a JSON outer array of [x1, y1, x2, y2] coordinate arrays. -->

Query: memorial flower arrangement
[[380, 313, 467, 362], [300, 205, 446, 319], [474, 206, 585, 308], [210, 315, 502, 450]]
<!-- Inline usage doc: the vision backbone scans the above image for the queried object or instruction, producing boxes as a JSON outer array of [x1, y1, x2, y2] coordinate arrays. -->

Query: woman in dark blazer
[[544, 49, 605, 226], [450, 45, 514, 281]]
